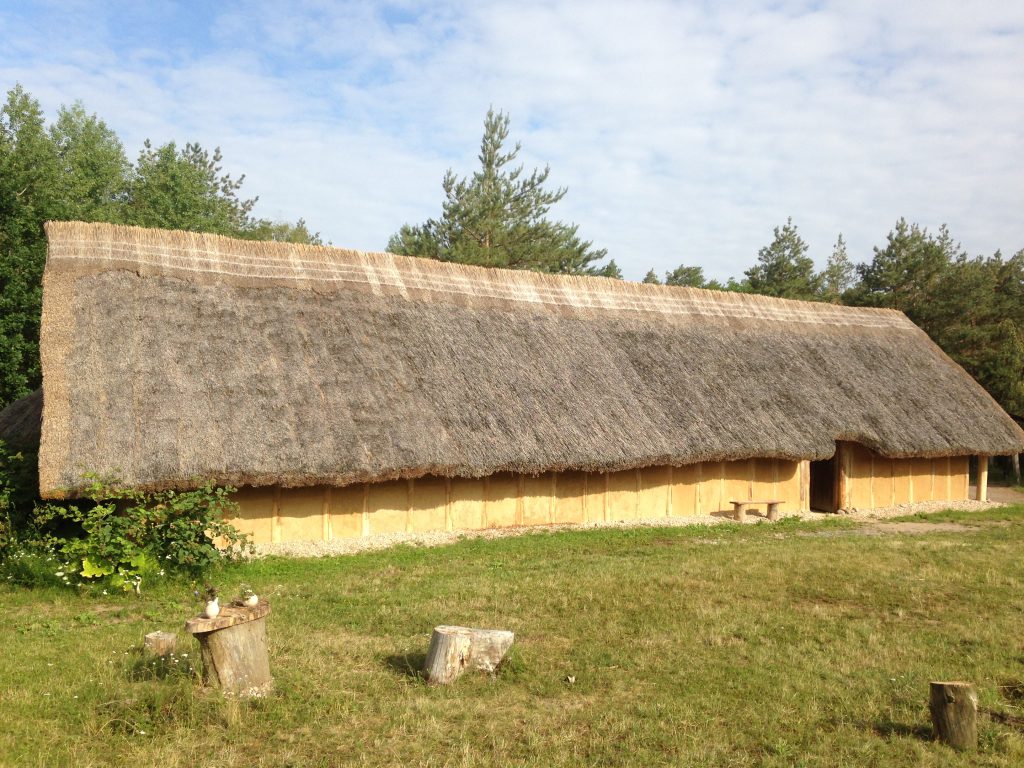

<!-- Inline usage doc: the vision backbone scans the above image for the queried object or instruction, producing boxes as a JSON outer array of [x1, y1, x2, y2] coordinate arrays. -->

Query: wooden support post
[[798, 460, 809, 512], [271, 486, 282, 544], [734, 502, 747, 523], [929, 681, 978, 751], [423, 626, 514, 685], [186, 599, 273, 697], [323, 487, 332, 541], [362, 483, 371, 536], [695, 463, 702, 515], [836, 444, 849, 511], [976, 456, 988, 502], [143, 631, 177, 657]]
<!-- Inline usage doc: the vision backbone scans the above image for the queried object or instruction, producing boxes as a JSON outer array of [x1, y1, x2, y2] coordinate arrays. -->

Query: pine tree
[[821, 234, 856, 301], [125, 140, 257, 235], [664, 265, 707, 288], [642, 269, 662, 284], [388, 109, 613, 276], [745, 217, 822, 300], [850, 219, 959, 325]]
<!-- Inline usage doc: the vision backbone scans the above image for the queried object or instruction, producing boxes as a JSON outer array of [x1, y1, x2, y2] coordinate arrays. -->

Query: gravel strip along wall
[[249, 499, 1005, 560]]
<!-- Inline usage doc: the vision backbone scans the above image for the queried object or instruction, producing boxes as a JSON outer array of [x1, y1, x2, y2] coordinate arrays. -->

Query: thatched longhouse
[[1, 222, 1022, 543]]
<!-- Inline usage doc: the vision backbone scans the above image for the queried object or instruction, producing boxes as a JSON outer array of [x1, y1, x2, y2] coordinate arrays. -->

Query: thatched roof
[[5, 221, 1022, 497]]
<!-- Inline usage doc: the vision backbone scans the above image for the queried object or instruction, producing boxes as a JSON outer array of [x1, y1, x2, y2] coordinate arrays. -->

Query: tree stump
[[423, 626, 514, 685], [929, 681, 978, 751], [143, 630, 177, 657], [185, 599, 273, 697]]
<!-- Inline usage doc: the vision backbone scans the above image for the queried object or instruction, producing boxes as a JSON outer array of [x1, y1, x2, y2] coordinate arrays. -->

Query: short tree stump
[[143, 630, 178, 657], [185, 599, 273, 697], [424, 625, 514, 685]]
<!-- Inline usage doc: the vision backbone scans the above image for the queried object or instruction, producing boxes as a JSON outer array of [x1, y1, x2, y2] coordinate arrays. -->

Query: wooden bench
[[730, 499, 783, 522]]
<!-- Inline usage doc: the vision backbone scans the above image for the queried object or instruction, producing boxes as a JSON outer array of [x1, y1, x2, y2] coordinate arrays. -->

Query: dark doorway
[[810, 455, 838, 512]]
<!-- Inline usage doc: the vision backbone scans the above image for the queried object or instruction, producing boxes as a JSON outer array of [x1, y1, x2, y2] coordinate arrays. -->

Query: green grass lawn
[[3, 509, 1024, 767]]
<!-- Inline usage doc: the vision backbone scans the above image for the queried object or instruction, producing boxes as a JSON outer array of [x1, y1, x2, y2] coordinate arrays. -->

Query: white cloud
[[1, 0, 1022, 279]]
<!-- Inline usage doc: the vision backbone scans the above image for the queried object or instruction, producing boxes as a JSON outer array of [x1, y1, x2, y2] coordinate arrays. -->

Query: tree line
[[0, 85, 320, 406], [641, 216, 1024, 424], [394, 109, 1023, 433], [2, 87, 1022, 442]]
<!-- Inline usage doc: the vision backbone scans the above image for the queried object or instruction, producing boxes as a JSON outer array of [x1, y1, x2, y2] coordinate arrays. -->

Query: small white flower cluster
[[53, 564, 74, 586]]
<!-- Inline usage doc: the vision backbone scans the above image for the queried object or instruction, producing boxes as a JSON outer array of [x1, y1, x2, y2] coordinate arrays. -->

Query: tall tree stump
[[185, 599, 273, 697], [929, 681, 978, 751], [423, 626, 514, 685]]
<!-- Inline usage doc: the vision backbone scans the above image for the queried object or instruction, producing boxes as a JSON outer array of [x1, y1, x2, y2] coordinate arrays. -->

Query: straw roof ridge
[[16, 221, 1024, 497], [45, 221, 911, 330]]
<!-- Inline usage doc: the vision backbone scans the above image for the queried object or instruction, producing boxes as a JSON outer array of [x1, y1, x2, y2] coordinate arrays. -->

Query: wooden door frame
[[809, 449, 841, 513]]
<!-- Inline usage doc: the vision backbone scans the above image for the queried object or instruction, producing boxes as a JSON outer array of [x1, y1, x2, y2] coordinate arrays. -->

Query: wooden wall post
[[976, 456, 988, 501], [445, 478, 454, 531], [868, 454, 875, 508], [836, 444, 849, 511], [271, 486, 282, 544], [603, 472, 610, 522], [549, 473, 557, 524], [322, 487, 332, 541], [695, 463, 702, 515], [666, 465, 674, 517], [361, 483, 370, 537], [798, 460, 810, 512], [406, 479, 415, 533]]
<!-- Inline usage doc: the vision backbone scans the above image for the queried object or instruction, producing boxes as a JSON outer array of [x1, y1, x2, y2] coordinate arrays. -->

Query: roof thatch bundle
[[3, 221, 1022, 498]]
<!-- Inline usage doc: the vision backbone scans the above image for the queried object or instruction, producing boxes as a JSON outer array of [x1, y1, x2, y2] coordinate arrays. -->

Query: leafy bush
[[24, 478, 252, 592]]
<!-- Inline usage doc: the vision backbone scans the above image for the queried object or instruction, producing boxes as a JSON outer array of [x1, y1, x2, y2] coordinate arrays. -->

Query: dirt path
[[856, 520, 975, 535], [972, 484, 1024, 504]]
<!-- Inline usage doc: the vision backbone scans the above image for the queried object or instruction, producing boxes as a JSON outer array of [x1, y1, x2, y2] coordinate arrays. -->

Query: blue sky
[[2, 0, 1022, 280]]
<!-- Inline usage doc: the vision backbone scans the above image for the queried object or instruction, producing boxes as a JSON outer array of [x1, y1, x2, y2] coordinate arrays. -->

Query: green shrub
[[0, 541, 67, 587], [24, 478, 252, 592]]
